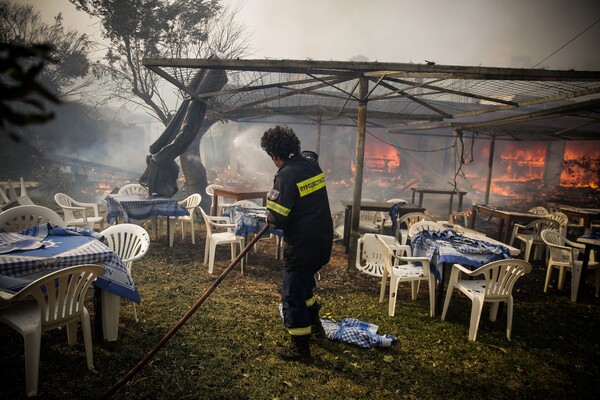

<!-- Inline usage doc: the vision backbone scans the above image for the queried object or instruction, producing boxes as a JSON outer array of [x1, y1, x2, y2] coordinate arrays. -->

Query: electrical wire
[[366, 128, 455, 153], [532, 17, 600, 68]]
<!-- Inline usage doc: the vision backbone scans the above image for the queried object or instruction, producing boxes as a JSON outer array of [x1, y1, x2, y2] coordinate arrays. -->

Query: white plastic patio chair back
[[541, 229, 600, 296], [356, 233, 399, 277], [510, 218, 560, 262], [528, 206, 549, 216], [0, 204, 65, 232], [54, 192, 104, 231], [547, 211, 569, 237], [375, 234, 435, 317], [200, 207, 245, 274], [396, 211, 432, 245], [206, 183, 234, 216], [118, 183, 148, 197], [358, 198, 385, 234], [0, 264, 105, 397], [171, 193, 202, 244], [407, 220, 445, 241], [101, 224, 150, 322], [441, 259, 532, 341]]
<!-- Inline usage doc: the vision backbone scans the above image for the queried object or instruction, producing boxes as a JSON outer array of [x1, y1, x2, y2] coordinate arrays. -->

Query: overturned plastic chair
[[442, 259, 532, 341], [0, 264, 105, 397], [54, 193, 104, 231], [101, 224, 150, 322], [356, 233, 401, 277]]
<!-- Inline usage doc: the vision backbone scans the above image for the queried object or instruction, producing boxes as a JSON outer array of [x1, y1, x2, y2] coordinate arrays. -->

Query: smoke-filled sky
[[12, 0, 600, 70]]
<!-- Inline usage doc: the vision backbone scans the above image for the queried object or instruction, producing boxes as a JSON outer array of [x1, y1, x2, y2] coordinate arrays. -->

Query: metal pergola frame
[[143, 57, 600, 268]]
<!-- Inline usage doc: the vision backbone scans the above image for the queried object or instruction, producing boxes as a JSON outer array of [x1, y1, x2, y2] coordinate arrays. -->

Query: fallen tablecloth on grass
[[321, 318, 397, 348]]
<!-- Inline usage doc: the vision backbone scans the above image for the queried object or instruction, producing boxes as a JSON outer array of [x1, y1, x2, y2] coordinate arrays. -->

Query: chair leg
[[557, 266, 568, 290], [379, 270, 389, 303], [82, 308, 94, 370], [388, 276, 399, 316], [523, 242, 533, 263], [66, 321, 78, 345], [132, 302, 139, 322], [208, 243, 217, 274], [544, 265, 553, 293], [410, 281, 420, 300], [428, 277, 436, 317], [23, 324, 42, 397], [468, 297, 484, 341], [595, 269, 600, 298], [506, 296, 514, 340], [441, 282, 454, 320], [203, 238, 210, 265], [190, 221, 195, 245], [489, 302, 499, 322]]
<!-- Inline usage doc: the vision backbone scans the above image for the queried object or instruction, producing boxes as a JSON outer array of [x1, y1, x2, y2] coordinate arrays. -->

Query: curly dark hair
[[260, 125, 301, 159]]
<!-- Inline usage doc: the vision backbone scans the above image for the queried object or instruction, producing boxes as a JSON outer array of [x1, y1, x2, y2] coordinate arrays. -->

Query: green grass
[[1, 227, 599, 399]]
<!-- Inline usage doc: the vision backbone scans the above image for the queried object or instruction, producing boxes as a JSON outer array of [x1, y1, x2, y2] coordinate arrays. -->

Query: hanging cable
[[366, 128, 455, 153], [532, 17, 600, 68]]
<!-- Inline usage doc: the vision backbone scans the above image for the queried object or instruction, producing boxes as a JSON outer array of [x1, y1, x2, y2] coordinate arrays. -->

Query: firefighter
[[260, 125, 333, 362]]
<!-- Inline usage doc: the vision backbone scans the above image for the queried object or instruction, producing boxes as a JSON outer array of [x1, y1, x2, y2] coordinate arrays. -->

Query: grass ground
[[0, 223, 599, 399]]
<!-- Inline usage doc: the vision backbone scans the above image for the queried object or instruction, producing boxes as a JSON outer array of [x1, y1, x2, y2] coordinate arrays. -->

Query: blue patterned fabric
[[0, 232, 44, 254], [321, 318, 397, 348], [105, 194, 188, 224], [582, 232, 600, 239], [227, 206, 283, 237], [0, 225, 138, 303], [412, 229, 511, 280]]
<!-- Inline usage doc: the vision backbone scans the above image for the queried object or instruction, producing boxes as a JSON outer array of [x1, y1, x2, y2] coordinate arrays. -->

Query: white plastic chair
[[358, 198, 385, 234], [375, 234, 435, 317], [356, 233, 401, 277], [396, 211, 433, 245], [118, 183, 148, 197], [547, 211, 569, 237], [101, 224, 150, 322], [0, 264, 105, 397], [170, 193, 202, 245], [407, 220, 445, 241], [54, 193, 104, 231], [0, 204, 65, 232], [205, 183, 234, 216], [528, 206, 549, 216], [441, 259, 532, 341], [200, 207, 245, 274], [510, 218, 560, 262], [541, 229, 600, 296]]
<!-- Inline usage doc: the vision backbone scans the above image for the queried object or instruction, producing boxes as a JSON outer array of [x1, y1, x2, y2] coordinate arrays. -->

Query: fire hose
[[100, 223, 270, 399]]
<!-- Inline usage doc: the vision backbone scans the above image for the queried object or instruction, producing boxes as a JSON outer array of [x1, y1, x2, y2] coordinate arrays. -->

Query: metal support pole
[[314, 117, 322, 155], [348, 77, 369, 270], [484, 136, 496, 205]]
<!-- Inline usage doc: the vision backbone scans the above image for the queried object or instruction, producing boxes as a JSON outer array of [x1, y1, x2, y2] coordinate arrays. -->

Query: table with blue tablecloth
[[105, 194, 188, 247], [411, 228, 517, 315], [0, 224, 138, 341], [105, 194, 189, 224], [226, 205, 283, 259]]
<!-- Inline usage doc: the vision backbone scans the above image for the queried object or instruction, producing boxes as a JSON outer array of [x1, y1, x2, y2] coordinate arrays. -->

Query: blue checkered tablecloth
[[105, 194, 189, 224], [0, 229, 139, 303], [227, 206, 283, 237], [411, 229, 511, 280]]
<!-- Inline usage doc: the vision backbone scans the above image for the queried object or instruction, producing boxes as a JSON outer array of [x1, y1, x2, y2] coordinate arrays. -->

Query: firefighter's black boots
[[276, 334, 313, 363]]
